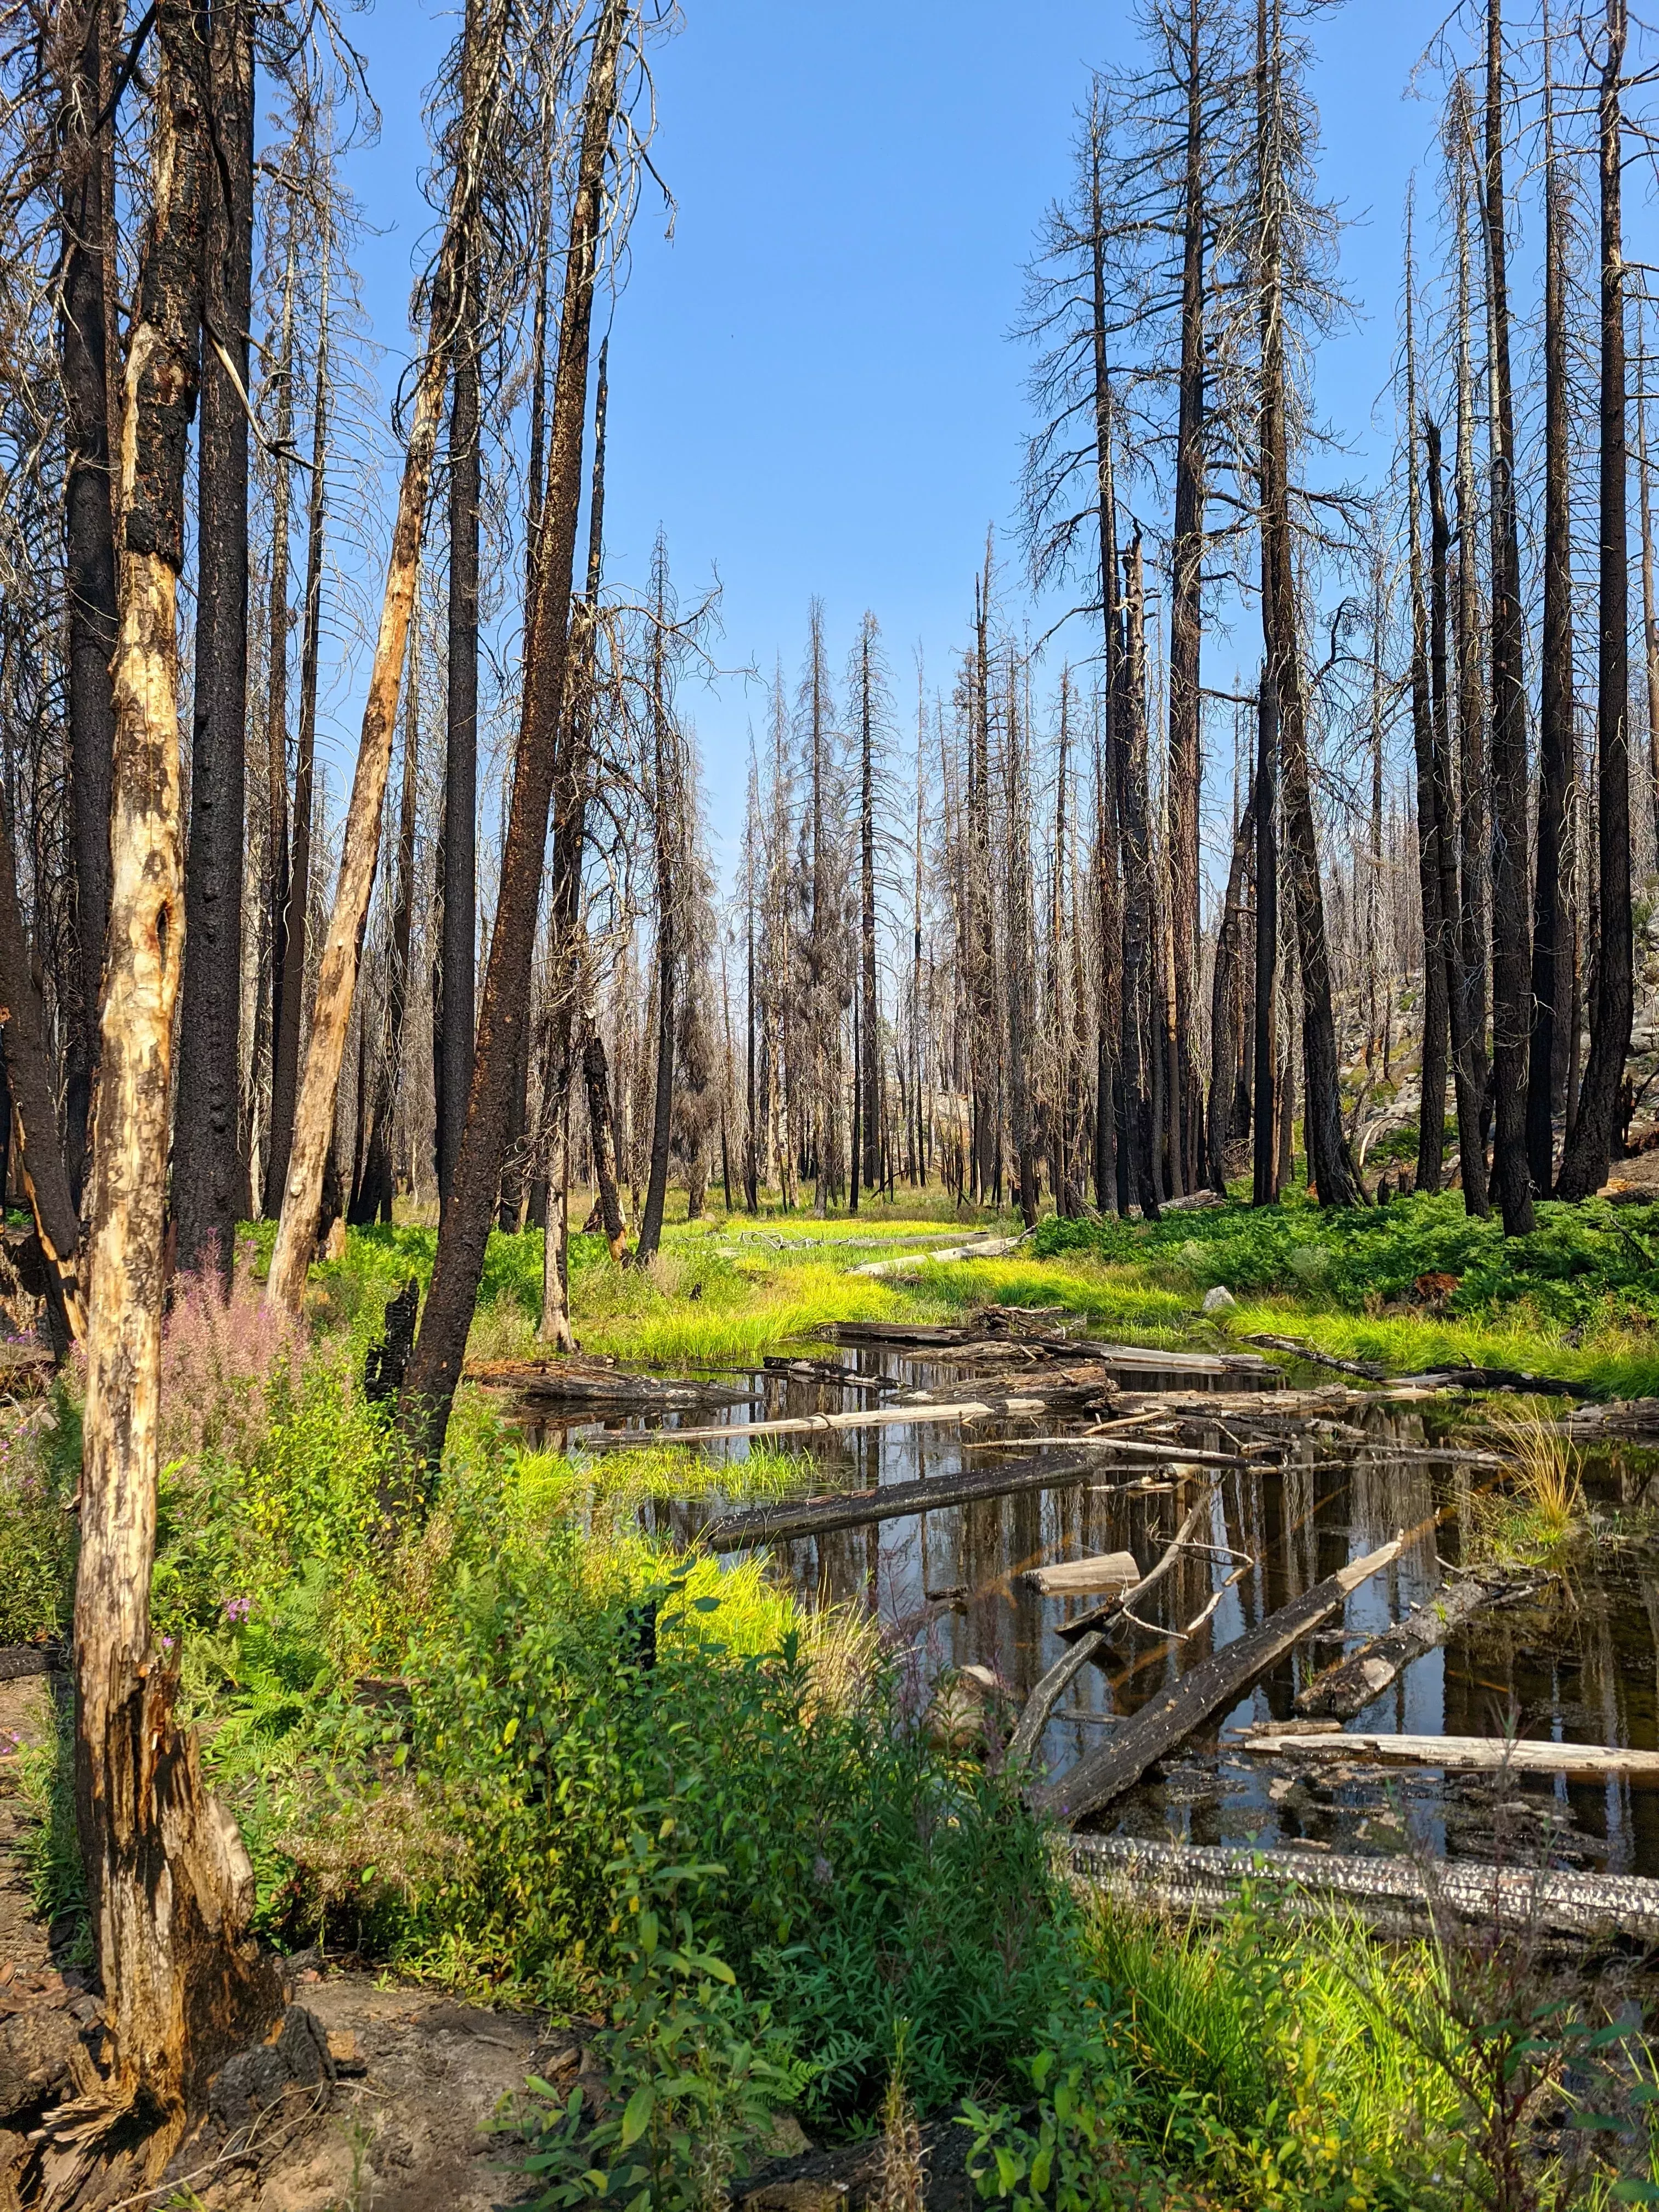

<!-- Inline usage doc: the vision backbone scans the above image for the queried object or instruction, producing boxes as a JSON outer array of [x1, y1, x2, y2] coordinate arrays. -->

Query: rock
[[207, 2004, 335, 2134], [0, 2001, 82, 2123], [1201, 1285, 1237, 1314]]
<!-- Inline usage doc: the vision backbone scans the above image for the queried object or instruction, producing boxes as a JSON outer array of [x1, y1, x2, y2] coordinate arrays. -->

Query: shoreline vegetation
[[7, 1187, 1659, 2205]]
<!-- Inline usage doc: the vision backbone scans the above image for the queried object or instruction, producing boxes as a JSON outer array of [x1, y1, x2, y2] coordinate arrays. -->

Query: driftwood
[[1241, 1331, 1599, 1401], [1068, 1836, 1659, 1949], [701, 1451, 1094, 1553], [1021, 1550, 1140, 1596], [1027, 1537, 1403, 1821], [850, 1233, 1022, 1276], [1238, 1730, 1659, 1784], [1008, 1494, 1213, 1765], [1295, 1572, 1536, 1720]]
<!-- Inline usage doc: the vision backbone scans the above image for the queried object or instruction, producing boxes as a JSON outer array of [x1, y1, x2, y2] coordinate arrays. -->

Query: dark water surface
[[521, 1349, 1659, 1877]]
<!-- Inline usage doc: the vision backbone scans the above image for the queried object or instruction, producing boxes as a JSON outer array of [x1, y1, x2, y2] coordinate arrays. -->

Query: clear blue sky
[[326, 0, 1568, 871]]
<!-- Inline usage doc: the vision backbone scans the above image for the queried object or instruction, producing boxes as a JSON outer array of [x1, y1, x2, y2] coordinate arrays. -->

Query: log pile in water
[[1026, 1537, 1403, 1822], [1068, 1836, 1659, 1949]]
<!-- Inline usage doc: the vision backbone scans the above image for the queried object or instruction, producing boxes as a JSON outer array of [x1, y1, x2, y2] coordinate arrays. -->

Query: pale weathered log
[[1068, 1836, 1659, 1948], [1022, 1550, 1140, 1596], [702, 1452, 1095, 1553], [849, 1233, 1022, 1275], [1028, 1537, 1403, 1821], [601, 1378, 1120, 1452], [469, 1357, 754, 1412], [1295, 1572, 1533, 1720], [1239, 1730, 1659, 1783]]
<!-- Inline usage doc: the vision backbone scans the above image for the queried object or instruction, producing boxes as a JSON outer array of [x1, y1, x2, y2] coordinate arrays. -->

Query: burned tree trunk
[[72, 2, 279, 2165], [404, 0, 629, 1437], [0, 794, 87, 1344], [1252, 671, 1278, 1206], [1255, 0, 1360, 1208], [1167, 0, 1208, 1194], [1559, 0, 1633, 1199], [1527, 70, 1572, 1198], [438, 197, 482, 1207], [176, 0, 255, 1277], [1206, 772, 1256, 1192], [636, 554, 679, 1267], [267, 5, 508, 1313], [264, 249, 329, 1218], [1480, 0, 1534, 1233], [60, 0, 120, 1207], [1118, 535, 1160, 1218], [1426, 419, 1488, 1214], [1403, 222, 1447, 1195]]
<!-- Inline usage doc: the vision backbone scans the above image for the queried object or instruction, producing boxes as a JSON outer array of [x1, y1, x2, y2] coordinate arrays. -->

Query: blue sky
[[324, 0, 1554, 870]]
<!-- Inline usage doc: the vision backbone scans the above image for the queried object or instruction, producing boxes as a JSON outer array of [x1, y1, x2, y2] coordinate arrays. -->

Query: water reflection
[[514, 1350, 1659, 1876]]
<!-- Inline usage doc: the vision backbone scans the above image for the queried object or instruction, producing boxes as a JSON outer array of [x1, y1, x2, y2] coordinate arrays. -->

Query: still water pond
[[520, 1347, 1659, 1877]]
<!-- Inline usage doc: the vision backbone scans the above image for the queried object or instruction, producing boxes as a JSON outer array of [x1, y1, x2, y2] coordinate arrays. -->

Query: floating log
[[1027, 1537, 1403, 1822], [1022, 1551, 1141, 1597], [1237, 1730, 1659, 1784], [700, 1451, 1095, 1553], [1295, 1573, 1536, 1720], [1068, 1836, 1659, 1949], [468, 1357, 756, 1411], [1240, 1332, 1599, 1401], [599, 1372, 1120, 1453]]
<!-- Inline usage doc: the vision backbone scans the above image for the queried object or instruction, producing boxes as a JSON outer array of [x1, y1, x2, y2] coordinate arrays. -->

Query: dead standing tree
[[1559, 0, 1634, 1198], [266, 0, 512, 1313], [60, 3, 280, 2181], [1248, 0, 1361, 1206], [404, 0, 633, 1442]]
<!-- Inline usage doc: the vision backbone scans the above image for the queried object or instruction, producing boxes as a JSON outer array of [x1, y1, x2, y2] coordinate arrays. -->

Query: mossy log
[[1294, 1572, 1536, 1720]]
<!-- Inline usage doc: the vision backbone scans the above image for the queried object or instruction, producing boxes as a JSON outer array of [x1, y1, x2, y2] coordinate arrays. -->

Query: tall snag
[[1526, 45, 1572, 1195], [1559, 0, 1633, 1198], [1402, 204, 1447, 1195], [267, 2, 507, 1312], [66, 1, 279, 2174], [404, 0, 629, 1440], [1252, 0, 1360, 1206], [175, 0, 255, 1276], [1479, 0, 1534, 1232], [59, 0, 120, 1203]]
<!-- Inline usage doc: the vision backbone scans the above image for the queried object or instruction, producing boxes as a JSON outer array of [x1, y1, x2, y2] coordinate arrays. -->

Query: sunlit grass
[[511, 1437, 821, 1517], [1220, 1295, 1659, 1400], [913, 1254, 1193, 1339]]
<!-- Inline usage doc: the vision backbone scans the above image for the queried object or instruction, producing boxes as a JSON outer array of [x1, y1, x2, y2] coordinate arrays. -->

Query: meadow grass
[[1217, 1295, 1659, 1398]]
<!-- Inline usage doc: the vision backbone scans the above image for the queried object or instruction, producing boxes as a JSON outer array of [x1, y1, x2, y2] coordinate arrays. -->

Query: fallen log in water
[[1026, 1537, 1403, 1822], [596, 1372, 1122, 1453], [700, 1451, 1096, 1552], [1068, 1836, 1659, 1949], [1238, 1730, 1659, 1784], [1021, 1551, 1141, 1596], [467, 1358, 756, 1411], [1295, 1573, 1537, 1720], [1242, 1333, 1386, 1379]]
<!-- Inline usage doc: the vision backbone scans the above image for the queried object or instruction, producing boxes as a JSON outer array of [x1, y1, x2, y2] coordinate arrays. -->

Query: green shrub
[[0, 1395, 78, 1645]]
